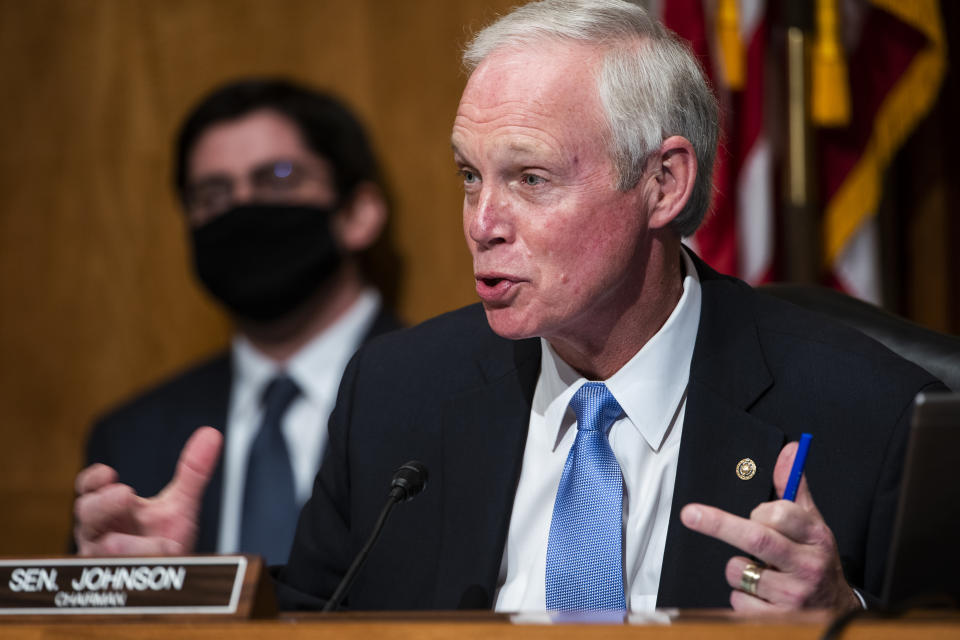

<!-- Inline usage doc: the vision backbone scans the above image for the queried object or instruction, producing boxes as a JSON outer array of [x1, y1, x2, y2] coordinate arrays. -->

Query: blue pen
[[782, 433, 812, 501]]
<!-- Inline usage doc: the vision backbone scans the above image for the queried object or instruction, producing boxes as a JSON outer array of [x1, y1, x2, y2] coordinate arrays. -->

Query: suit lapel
[[657, 259, 786, 607], [194, 353, 233, 553], [433, 338, 541, 609]]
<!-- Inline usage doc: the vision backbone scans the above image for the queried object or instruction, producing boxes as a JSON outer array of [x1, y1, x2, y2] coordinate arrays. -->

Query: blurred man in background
[[76, 79, 401, 564]]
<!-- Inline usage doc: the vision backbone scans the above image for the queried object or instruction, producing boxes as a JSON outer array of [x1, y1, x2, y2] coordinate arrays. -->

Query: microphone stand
[[321, 494, 399, 613], [321, 461, 427, 612]]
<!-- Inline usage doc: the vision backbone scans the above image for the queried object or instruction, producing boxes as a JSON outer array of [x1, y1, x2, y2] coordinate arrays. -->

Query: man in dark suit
[[75, 79, 401, 564], [273, 254, 938, 611], [74, 1, 941, 612]]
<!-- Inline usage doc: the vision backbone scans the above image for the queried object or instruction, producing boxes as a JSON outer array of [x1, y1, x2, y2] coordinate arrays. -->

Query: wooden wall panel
[[0, 0, 515, 554]]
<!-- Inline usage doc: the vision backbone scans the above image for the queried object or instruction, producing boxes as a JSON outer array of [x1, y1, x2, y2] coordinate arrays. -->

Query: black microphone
[[321, 460, 428, 612], [389, 460, 428, 502]]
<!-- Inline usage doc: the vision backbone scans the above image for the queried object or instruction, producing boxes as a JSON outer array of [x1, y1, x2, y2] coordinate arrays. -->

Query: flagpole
[[782, 1, 819, 283]]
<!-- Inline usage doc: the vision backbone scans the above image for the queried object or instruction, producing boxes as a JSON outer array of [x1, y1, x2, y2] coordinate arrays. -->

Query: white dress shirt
[[216, 289, 382, 553], [494, 252, 702, 613]]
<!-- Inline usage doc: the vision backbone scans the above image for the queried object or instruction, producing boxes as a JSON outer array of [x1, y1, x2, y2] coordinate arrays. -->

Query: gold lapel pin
[[736, 458, 756, 480]]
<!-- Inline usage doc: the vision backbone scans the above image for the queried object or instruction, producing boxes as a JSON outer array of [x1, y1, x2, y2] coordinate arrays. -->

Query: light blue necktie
[[240, 373, 300, 565], [545, 382, 626, 610]]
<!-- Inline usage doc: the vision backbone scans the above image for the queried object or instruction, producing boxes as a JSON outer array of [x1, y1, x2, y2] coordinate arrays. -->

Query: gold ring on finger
[[740, 562, 763, 596]]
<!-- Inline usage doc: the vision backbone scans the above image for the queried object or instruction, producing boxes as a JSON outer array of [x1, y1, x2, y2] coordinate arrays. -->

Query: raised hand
[[679, 441, 861, 612], [74, 426, 223, 556]]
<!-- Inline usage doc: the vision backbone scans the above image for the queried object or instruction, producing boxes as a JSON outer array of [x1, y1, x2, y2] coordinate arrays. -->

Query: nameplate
[[0, 555, 273, 618]]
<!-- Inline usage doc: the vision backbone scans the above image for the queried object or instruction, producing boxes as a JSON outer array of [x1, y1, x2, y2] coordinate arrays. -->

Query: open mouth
[[475, 275, 518, 303]]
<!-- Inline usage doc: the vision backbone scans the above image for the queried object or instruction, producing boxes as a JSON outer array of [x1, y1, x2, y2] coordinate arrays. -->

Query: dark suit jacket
[[275, 257, 942, 610], [84, 307, 401, 553]]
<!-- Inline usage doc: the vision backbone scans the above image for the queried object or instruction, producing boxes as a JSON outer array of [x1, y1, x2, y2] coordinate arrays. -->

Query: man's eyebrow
[[187, 173, 232, 186], [450, 139, 550, 165]]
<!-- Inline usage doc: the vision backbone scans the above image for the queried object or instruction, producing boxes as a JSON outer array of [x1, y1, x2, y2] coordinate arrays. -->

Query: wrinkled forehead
[[461, 39, 605, 108], [453, 41, 610, 151]]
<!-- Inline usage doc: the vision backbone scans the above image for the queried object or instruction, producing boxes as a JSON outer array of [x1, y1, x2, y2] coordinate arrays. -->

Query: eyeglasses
[[184, 159, 330, 219]]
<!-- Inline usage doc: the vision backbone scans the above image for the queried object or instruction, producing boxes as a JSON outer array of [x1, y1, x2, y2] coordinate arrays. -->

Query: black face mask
[[191, 203, 343, 322]]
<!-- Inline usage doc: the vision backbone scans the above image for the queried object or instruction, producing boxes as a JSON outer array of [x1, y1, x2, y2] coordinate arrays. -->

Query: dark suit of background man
[[74, 0, 943, 613], [76, 79, 401, 564]]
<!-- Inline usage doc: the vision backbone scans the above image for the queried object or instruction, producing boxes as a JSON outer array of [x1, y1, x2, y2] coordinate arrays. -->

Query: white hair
[[463, 0, 719, 236]]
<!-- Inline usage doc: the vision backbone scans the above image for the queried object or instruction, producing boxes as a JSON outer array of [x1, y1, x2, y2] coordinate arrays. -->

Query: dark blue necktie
[[239, 373, 300, 565], [545, 382, 626, 610]]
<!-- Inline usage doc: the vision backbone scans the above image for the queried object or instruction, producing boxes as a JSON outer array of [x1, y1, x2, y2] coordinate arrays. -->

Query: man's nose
[[468, 187, 513, 250], [231, 179, 256, 205]]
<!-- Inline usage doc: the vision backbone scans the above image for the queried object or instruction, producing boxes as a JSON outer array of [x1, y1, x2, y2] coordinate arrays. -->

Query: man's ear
[[645, 135, 697, 230], [333, 182, 388, 252]]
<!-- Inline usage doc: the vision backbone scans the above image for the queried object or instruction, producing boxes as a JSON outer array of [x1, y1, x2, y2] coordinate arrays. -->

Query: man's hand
[[74, 426, 223, 556], [679, 441, 861, 612]]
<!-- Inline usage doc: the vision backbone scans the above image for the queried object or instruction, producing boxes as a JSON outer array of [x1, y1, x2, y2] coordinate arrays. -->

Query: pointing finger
[[681, 503, 797, 570]]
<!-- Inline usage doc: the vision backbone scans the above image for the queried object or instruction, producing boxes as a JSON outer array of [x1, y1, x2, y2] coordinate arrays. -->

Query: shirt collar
[[231, 288, 381, 413], [534, 251, 702, 452]]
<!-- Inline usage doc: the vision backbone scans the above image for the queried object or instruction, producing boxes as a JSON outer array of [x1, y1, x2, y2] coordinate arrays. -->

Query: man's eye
[[187, 182, 232, 212], [459, 169, 480, 184], [254, 163, 304, 191], [521, 174, 545, 186]]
